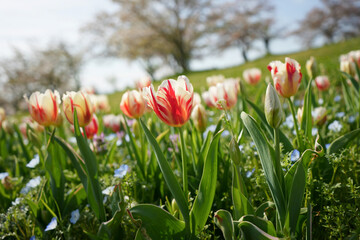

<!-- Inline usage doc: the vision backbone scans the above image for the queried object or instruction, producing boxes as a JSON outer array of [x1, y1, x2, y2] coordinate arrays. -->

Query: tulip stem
[[178, 127, 188, 199], [274, 127, 284, 189], [288, 98, 303, 151]]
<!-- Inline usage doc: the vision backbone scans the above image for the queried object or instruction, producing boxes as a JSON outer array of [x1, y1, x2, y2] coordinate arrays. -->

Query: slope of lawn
[[108, 37, 360, 112]]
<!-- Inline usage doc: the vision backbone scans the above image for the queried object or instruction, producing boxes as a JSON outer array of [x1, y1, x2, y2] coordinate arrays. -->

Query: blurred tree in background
[[83, 0, 275, 76], [293, 0, 360, 46], [0, 42, 84, 112]]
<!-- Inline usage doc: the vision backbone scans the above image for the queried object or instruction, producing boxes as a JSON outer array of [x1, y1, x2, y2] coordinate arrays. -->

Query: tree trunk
[[242, 48, 248, 63], [264, 37, 271, 55]]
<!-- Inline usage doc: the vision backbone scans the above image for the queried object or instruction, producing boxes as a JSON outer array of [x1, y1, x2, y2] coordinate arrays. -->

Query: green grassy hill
[[108, 37, 360, 112]]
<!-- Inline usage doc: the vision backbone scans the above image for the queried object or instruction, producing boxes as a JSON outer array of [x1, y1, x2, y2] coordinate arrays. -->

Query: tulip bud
[[120, 90, 146, 119], [312, 107, 327, 126], [243, 68, 262, 85], [24, 90, 61, 126], [62, 91, 94, 127], [2, 120, 14, 135], [1, 176, 12, 190], [84, 114, 99, 139], [268, 57, 302, 98], [264, 84, 284, 129], [315, 75, 330, 91], [306, 56, 318, 79], [340, 59, 356, 76], [191, 104, 207, 132], [297, 107, 303, 125], [193, 93, 201, 107], [229, 137, 241, 165]]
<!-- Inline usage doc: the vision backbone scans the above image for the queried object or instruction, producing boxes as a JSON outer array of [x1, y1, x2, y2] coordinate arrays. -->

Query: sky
[[0, 0, 322, 93]]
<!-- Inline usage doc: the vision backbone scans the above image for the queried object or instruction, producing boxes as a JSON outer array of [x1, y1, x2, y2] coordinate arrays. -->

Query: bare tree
[[213, 0, 275, 62], [293, 0, 360, 47], [0, 42, 84, 111], [82, 0, 226, 74]]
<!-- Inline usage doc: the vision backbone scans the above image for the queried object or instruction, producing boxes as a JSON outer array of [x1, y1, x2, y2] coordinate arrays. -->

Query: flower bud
[[2, 120, 14, 135], [62, 91, 94, 127], [312, 107, 327, 126], [243, 68, 262, 85], [306, 56, 318, 79], [315, 75, 330, 91], [191, 104, 207, 132], [120, 90, 146, 119], [264, 84, 284, 129], [297, 107, 303, 125], [229, 137, 241, 165]]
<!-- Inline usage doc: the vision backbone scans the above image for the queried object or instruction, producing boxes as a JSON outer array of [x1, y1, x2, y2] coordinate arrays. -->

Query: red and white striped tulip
[[92, 95, 110, 112], [120, 90, 146, 119], [206, 75, 225, 86], [243, 68, 262, 85], [267, 58, 302, 98], [203, 80, 238, 110], [62, 91, 94, 127], [191, 104, 207, 132], [84, 114, 99, 139], [143, 75, 194, 127], [24, 90, 61, 126], [315, 75, 330, 91], [103, 114, 124, 133], [135, 76, 152, 90]]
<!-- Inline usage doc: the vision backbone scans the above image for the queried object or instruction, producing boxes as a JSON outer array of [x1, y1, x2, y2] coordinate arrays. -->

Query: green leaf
[[129, 204, 185, 240], [327, 128, 360, 154], [239, 215, 277, 237], [73, 110, 106, 222], [341, 77, 358, 110], [14, 125, 31, 162], [255, 202, 275, 218], [285, 159, 306, 234], [190, 130, 221, 234], [140, 119, 189, 227], [232, 165, 254, 220], [241, 112, 286, 226], [214, 210, 234, 240], [301, 79, 313, 140], [341, 71, 359, 92], [52, 135, 88, 191], [246, 99, 293, 153], [238, 221, 280, 240], [105, 139, 117, 165]]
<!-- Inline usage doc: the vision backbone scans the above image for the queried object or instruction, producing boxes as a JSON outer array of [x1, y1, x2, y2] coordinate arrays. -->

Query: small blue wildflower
[[283, 115, 294, 129], [335, 112, 345, 118], [30, 236, 36, 240], [12, 197, 22, 206], [114, 164, 129, 178], [125, 134, 130, 142], [328, 120, 342, 132], [239, 145, 244, 152], [312, 128, 318, 136], [294, 100, 301, 107], [334, 95, 341, 102], [44, 217, 57, 231], [291, 149, 300, 162], [20, 176, 41, 194], [102, 186, 114, 195], [318, 98, 324, 105], [246, 168, 255, 178], [221, 130, 230, 137], [348, 115, 356, 123], [325, 143, 331, 149], [26, 154, 40, 168], [70, 209, 80, 224]]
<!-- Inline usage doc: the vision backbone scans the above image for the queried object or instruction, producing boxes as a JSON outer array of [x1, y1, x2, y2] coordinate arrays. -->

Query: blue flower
[[44, 217, 57, 231], [114, 164, 129, 178], [325, 143, 331, 149], [30, 236, 36, 240], [221, 130, 230, 137], [246, 168, 255, 178], [291, 149, 300, 162], [312, 128, 318, 136], [318, 98, 324, 105], [20, 176, 41, 194], [348, 115, 356, 123], [328, 120, 342, 132], [239, 145, 244, 152], [334, 95, 341, 102], [0, 172, 9, 180], [335, 112, 345, 118], [283, 115, 294, 129], [102, 186, 114, 195], [26, 154, 40, 168], [12, 197, 22, 206], [70, 209, 80, 224]]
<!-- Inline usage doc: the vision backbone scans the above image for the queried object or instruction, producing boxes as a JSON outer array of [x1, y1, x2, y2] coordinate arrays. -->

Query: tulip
[[206, 75, 225, 86], [202, 80, 238, 110], [306, 56, 318, 79], [267, 57, 302, 98], [80, 86, 95, 95], [243, 68, 261, 85], [143, 75, 194, 127], [348, 50, 360, 69], [24, 90, 61, 127], [315, 75, 330, 91], [62, 91, 94, 127], [2, 120, 14, 134], [135, 76, 152, 90], [312, 107, 327, 126], [340, 57, 356, 77], [191, 104, 207, 132], [84, 114, 99, 139], [92, 95, 110, 112], [297, 107, 303, 125], [120, 90, 146, 119], [103, 114, 124, 133], [264, 84, 284, 129], [193, 92, 201, 106]]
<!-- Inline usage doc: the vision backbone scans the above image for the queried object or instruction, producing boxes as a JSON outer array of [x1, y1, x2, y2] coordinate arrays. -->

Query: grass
[[108, 37, 360, 112]]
